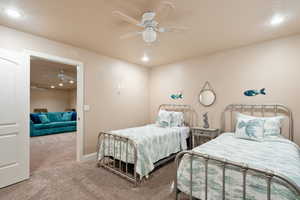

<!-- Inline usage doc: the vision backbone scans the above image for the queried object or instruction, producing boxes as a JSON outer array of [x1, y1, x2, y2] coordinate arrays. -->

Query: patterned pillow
[[170, 112, 184, 127], [237, 113, 285, 138], [61, 112, 72, 121], [263, 116, 285, 137], [39, 114, 50, 124], [235, 114, 265, 141], [156, 110, 172, 127]]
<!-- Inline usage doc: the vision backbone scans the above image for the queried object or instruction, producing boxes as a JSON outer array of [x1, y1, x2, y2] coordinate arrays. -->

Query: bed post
[[97, 132, 139, 185]]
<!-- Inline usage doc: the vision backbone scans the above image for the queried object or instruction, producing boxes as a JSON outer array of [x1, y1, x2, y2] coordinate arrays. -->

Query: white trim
[[81, 152, 97, 162], [24, 50, 85, 163]]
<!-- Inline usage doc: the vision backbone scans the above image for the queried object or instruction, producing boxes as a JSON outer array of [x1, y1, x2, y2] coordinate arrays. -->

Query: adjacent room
[[0, 0, 299, 200], [29, 57, 77, 173]]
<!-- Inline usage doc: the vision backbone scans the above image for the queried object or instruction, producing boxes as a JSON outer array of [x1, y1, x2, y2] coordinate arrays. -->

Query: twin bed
[[97, 104, 300, 200], [175, 104, 300, 200], [97, 104, 192, 185]]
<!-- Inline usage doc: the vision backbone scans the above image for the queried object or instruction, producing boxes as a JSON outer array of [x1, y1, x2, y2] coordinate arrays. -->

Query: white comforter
[[98, 124, 189, 178]]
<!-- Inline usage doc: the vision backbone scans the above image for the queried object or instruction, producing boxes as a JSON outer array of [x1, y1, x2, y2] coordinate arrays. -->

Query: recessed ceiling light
[[50, 85, 55, 89], [58, 83, 63, 87], [142, 55, 149, 62], [69, 80, 74, 84], [5, 8, 22, 19], [270, 15, 284, 26]]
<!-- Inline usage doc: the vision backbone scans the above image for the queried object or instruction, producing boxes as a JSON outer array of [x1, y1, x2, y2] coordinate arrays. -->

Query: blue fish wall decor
[[244, 88, 266, 97], [170, 92, 183, 100]]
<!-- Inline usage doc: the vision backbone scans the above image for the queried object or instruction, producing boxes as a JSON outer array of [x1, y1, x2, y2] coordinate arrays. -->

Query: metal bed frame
[[97, 104, 192, 186], [175, 104, 299, 200]]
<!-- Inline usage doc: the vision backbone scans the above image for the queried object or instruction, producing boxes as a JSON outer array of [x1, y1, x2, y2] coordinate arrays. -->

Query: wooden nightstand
[[191, 127, 219, 148]]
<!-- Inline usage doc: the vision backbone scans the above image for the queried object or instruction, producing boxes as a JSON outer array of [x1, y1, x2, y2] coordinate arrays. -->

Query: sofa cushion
[[46, 112, 63, 122], [30, 113, 41, 124], [34, 121, 76, 130]]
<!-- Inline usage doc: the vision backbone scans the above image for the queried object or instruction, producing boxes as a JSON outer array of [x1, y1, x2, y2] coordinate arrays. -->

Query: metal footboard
[[175, 151, 300, 200], [97, 132, 139, 186]]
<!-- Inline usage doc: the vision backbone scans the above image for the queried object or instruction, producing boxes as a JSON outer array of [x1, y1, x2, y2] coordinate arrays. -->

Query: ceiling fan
[[113, 1, 188, 44], [57, 69, 75, 83]]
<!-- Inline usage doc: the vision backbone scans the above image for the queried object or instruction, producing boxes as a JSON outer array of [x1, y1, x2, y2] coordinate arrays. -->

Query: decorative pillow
[[30, 113, 41, 124], [170, 112, 184, 127], [71, 112, 77, 121], [39, 114, 50, 124], [263, 116, 285, 137], [157, 110, 172, 127], [237, 113, 285, 138], [61, 112, 72, 121], [47, 112, 63, 122], [235, 113, 265, 141]]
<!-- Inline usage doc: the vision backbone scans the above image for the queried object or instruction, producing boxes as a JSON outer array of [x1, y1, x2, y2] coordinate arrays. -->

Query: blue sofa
[[30, 112, 77, 137]]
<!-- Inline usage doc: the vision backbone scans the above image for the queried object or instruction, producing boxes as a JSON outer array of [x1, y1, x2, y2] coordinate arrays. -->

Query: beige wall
[[68, 89, 77, 110], [30, 89, 73, 112], [2, 24, 299, 153], [0, 25, 149, 154], [150, 34, 300, 146]]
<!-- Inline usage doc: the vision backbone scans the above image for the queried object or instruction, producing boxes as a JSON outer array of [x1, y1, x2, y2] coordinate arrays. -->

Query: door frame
[[24, 50, 84, 162]]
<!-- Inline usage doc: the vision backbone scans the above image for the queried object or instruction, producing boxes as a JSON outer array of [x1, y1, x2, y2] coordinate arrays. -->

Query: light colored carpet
[[30, 132, 76, 174], [0, 132, 181, 200]]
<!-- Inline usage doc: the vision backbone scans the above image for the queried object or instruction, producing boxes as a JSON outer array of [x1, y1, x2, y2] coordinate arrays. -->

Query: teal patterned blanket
[[177, 133, 300, 200], [98, 124, 189, 178]]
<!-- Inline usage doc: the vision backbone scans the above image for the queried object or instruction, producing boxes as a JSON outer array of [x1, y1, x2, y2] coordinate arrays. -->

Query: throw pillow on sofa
[[71, 112, 77, 121], [30, 113, 42, 124], [61, 112, 72, 121], [39, 114, 50, 124]]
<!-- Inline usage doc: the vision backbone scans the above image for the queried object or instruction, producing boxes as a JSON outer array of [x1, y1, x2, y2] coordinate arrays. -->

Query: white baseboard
[[81, 152, 97, 162]]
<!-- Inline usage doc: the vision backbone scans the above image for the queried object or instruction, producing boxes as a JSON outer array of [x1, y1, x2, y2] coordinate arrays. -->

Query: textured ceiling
[[30, 57, 76, 90], [0, 0, 300, 67]]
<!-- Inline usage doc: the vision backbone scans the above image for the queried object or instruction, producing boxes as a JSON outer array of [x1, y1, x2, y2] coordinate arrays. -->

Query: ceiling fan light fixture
[[142, 55, 149, 62], [143, 27, 157, 43], [270, 14, 285, 26], [5, 8, 22, 19]]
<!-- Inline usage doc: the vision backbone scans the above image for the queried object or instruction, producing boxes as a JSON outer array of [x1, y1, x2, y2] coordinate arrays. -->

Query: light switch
[[84, 105, 90, 111]]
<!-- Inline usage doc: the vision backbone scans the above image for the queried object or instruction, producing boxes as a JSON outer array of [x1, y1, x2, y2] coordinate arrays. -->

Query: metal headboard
[[221, 104, 294, 141], [158, 104, 192, 127]]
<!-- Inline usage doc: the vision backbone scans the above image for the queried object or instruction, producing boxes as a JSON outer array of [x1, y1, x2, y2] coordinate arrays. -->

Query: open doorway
[[26, 51, 84, 175], [29, 57, 77, 173]]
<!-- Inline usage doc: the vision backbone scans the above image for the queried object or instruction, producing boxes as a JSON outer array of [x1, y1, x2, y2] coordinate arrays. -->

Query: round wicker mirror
[[199, 82, 216, 107]]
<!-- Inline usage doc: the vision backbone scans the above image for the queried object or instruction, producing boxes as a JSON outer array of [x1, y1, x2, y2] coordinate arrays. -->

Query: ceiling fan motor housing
[[142, 12, 156, 22], [143, 27, 157, 43]]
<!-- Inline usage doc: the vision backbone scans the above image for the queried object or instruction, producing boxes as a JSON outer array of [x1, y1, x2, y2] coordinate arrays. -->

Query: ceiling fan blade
[[30, 86, 48, 91], [112, 10, 140, 26], [120, 31, 142, 39], [158, 26, 189, 33], [155, 1, 175, 21]]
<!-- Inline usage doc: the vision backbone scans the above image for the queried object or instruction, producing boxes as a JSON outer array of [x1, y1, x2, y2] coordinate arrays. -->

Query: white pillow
[[157, 110, 172, 127], [170, 111, 184, 127], [235, 113, 265, 141], [263, 116, 285, 137], [237, 113, 285, 138]]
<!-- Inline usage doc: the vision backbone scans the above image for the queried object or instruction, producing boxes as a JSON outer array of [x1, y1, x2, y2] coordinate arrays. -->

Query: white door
[[0, 49, 29, 188]]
